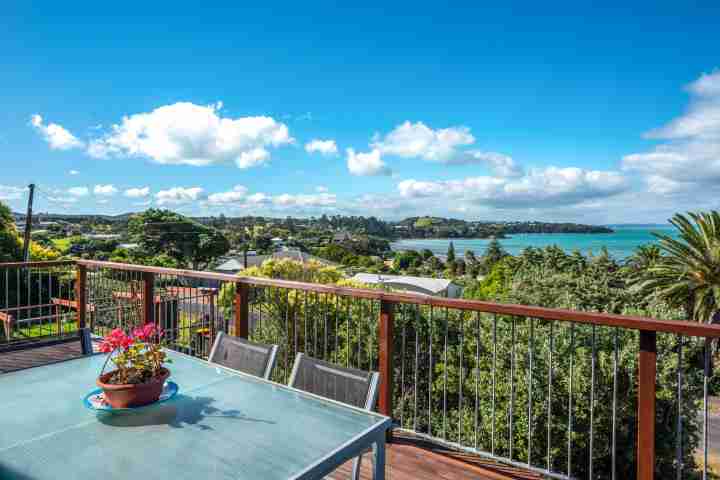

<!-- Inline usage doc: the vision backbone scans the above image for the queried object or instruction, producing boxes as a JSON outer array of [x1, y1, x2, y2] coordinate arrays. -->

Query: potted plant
[[96, 324, 172, 408]]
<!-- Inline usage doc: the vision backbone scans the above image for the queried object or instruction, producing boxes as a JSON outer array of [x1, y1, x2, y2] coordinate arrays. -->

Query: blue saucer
[[83, 381, 179, 412]]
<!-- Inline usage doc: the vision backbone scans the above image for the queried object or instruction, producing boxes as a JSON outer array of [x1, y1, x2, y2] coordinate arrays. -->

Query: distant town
[[10, 209, 613, 297]]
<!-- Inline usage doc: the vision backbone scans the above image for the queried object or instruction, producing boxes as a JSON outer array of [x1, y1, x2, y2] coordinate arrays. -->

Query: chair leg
[[351, 455, 362, 480]]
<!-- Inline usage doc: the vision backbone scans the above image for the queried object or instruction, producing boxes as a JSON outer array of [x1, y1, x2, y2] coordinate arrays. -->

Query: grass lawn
[[51, 236, 80, 253], [12, 319, 78, 339]]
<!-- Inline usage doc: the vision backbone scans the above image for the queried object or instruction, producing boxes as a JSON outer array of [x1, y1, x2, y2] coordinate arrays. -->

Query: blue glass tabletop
[[0, 351, 389, 480]]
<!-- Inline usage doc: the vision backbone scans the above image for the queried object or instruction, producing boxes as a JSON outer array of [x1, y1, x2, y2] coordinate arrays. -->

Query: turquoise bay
[[390, 225, 678, 260]]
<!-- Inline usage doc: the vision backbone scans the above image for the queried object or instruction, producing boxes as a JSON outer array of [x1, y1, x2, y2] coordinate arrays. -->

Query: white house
[[350, 273, 462, 298]]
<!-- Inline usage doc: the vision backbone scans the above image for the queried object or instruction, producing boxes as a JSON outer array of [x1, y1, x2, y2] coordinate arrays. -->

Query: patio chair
[[0, 328, 93, 374], [208, 331, 279, 380], [288, 353, 381, 480]]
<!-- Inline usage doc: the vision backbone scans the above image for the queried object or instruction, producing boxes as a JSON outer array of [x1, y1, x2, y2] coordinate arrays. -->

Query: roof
[[350, 273, 454, 294], [272, 249, 336, 266], [215, 259, 245, 271], [216, 255, 270, 271]]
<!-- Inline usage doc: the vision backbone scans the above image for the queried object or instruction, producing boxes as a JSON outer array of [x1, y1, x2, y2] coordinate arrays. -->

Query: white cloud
[[315, 186, 329, 192], [622, 70, 720, 194], [398, 166, 628, 208], [372, 121, 475, 163], [124, 187, 150, 198], [346, 148, 391, 176], [272, 193, 337, 207], [235, 148, 270, 169], [46, 196, 79, 204], [207, 185, 249, 204], [68, 170, 80, 175], [67, 186, 89, 197], [155, 187, 204, 205], [30, 114, 84, 150], [93, 184, 118, 196], [305, 139, 338, 156], [87, 102, 292, 168], [246, 193, 271, 204], [0, 185, 25, 201], [454, 151, 524, 176]]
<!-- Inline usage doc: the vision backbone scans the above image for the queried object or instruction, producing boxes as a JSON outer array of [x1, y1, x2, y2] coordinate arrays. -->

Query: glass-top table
[[0, 350, 390, 479]]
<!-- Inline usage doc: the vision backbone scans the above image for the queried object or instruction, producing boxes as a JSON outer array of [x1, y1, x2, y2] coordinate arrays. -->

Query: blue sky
[[2, 2, 719, 223]]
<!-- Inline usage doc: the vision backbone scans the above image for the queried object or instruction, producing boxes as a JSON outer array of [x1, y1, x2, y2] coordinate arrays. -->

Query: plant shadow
[[96, 394, 276, 430]]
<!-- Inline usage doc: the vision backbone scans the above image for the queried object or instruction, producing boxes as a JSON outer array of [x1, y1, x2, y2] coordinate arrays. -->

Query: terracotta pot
[[96, 368, 171, 408]]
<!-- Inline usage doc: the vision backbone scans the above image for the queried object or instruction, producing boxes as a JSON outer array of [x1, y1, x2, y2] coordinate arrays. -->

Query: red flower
[[99, 328, 134, 352], [132, 323, 161, 342]]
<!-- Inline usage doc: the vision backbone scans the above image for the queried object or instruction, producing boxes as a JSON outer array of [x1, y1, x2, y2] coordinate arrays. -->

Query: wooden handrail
[[74, 259, 720, 338], [0, 260, 75, 269]]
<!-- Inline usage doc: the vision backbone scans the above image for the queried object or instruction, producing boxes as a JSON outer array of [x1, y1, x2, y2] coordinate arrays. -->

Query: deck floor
[[0, 340, 87, 373], [331, 433, 540, 480]]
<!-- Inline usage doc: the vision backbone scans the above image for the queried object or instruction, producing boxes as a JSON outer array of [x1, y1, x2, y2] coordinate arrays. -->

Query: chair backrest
[[208, 332, 278, 379], [0, 328, 93, 374], [288, 353, 380, 410]]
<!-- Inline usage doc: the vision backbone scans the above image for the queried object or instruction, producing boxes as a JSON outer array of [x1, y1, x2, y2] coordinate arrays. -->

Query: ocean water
[[390, 225, 679, 260]]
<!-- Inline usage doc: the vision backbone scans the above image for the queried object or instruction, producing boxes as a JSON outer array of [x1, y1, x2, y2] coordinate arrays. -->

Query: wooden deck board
[[0, 341, 86, 374], [330, 433, 541, 480]]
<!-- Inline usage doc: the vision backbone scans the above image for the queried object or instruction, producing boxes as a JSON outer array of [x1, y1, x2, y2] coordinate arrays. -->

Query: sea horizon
[[390, 224, 677, 260]]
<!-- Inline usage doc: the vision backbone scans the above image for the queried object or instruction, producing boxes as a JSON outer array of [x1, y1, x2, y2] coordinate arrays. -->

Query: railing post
[[637, 330, 657, 480], [234, 282, 249, 338], [76, 264, 87, 330], [143, 272, 155, 325], [378, 298, 394, 439]]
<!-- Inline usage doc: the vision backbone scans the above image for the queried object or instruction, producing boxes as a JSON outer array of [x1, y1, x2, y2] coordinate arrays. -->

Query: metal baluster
[[443, 307, 449, 441], [492, 313, 497, 456], [474, 311, 480, 450], [323, 293, 328, 360], [612, 327, 618, 480], [676, 335, 683, 480], [528, 318, 534, 466], [547, 321, 554, 471], [703, 337, 710, 480], [428, 306, 434, 436], [413, 304, 420, 432], [459, 310, 465, 444], [356, 298, 362, 368], [400, 305, 406, 428], [510, 316, 516, 459], [567, 323, 575, 477], [304, 290, 308, 355], [334, 295, 339, 364], [589, 324, 596, 478], [346, 296, 351, 368]]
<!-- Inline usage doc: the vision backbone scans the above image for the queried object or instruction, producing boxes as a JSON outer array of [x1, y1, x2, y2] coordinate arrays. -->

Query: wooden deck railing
[[3, 259, 720, 479]]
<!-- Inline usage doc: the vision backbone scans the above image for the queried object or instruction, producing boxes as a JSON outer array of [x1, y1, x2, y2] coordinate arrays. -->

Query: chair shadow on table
[[0, 463, 37, 480], [96, 394, 276, 430]]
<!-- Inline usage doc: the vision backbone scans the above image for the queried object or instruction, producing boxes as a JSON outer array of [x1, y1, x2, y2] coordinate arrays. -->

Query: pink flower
[[132, 323, 160, 342], [100, 328, 134, 352]]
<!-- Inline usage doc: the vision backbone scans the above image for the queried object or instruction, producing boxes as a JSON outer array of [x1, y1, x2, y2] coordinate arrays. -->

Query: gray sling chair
[[288, 353, 381, 480], [0, 327, 93, 374], [208, 331, 279, 380]]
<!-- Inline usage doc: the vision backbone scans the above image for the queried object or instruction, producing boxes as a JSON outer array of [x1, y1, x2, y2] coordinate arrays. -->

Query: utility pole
[[22, 183, 35, 262]]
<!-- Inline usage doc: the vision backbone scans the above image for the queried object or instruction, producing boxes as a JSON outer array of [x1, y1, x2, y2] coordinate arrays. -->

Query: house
[[272, 248, 336, 266], [215, 252, 270, 273], [332, 231, 352, 242], [350, 273, 462, 298], [83, 233, 121, 241]]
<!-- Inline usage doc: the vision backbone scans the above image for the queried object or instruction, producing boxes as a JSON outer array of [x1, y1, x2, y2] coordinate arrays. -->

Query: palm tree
[[635, 211, 720, 323], [627, 244, 662, 272]]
